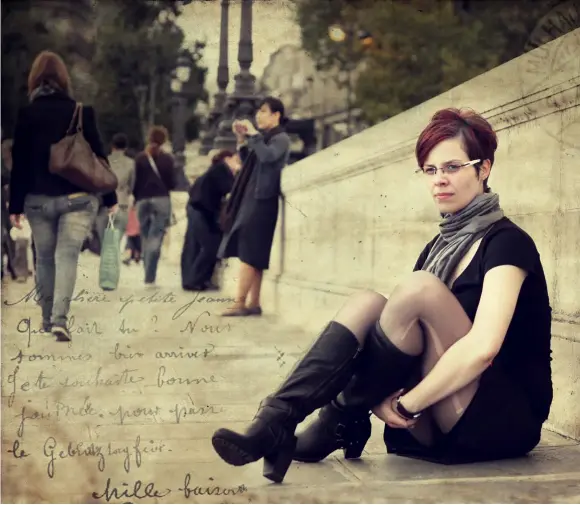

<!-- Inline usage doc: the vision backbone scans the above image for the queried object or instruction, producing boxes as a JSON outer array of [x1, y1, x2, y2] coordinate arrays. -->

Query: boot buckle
[[335, 422, 346, 438]]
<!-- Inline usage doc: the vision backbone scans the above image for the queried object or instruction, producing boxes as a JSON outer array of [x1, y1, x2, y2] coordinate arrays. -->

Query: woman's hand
[[238, 119, 258, 136], [9, 214, 23, 229], [232, 121, 247, 144], [108, 204, 118, 215], [372, 389, 419, 429]]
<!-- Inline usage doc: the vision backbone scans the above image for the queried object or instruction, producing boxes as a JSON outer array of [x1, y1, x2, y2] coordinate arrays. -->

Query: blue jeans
[[24, 193, 98, 327], [136, 196, 171, 283]]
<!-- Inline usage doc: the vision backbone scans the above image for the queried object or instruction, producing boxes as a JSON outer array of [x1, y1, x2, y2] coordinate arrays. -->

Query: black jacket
[[188, 161, 234, 225], [8, 91, 116, 214], [133, 150, 176, 201]]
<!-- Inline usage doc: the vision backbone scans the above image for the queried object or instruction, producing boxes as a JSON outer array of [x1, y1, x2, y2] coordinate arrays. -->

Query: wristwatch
[[395, 395, 422, 420]]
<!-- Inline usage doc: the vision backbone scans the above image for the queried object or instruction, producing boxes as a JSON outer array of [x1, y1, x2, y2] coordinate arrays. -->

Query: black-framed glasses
[[415, 159, 481, 176]]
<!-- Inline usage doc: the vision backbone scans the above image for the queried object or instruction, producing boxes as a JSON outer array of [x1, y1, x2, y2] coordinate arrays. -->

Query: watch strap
[[395, 395, 422, 420]]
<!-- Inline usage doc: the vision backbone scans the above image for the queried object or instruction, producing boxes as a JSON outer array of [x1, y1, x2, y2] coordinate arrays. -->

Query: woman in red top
[[211, 108, 553, 483]]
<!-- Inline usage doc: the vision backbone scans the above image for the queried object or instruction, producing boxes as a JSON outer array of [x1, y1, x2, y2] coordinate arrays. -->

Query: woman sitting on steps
[[211, 107, 553, 483]]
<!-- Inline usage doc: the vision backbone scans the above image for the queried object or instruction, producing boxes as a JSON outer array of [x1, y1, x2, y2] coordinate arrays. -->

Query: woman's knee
[[390, 271, 447, 308], [335, 289, 388, 341], [351, 289, 387, 309], [340, 289, 387, 321]]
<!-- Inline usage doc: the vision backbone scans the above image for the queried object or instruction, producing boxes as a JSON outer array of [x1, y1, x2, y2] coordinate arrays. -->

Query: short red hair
[[415, 108, 498, 192]]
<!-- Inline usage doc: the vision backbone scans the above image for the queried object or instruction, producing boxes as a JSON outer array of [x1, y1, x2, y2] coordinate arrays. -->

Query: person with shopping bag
[[95, 132, 135, 249]]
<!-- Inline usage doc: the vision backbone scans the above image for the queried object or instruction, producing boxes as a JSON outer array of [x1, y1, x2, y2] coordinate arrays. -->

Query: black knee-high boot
[[293, 321, 421, 463], [211, 321, 363, 483]]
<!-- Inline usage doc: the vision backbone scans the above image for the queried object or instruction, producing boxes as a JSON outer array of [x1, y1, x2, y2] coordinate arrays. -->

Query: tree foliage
[[90, 0, 208, 150], [293, 0, 568, 124], [1, 1, 70, 136], [1, 0, 208, 151]]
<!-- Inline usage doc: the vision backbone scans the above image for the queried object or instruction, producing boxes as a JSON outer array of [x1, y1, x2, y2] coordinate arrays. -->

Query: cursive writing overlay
[[155, 343, 215, 360], [171, 291, 235, 320], [16, 317, 42, 347], [7, 365, 59, 407], [5, 365, 52, 406], [59, 367, 144, 388], [156, 366, 218, 388], [43, 435, 165, 478], [179, 474, 248, 498], [179, 311, 231, 334], [7, 439, 29, 459], [10, 348, 92, 364], [92, 478, 171, 502], [110, 342, 144, 360], [119, 318, 138, 334], [118, 290, 177, 313], [44, 436, 106, 478], [110, 405, 162, 425], [3, 287, 111, 307], [169, 393, 223, 423], [16, 404, 52, 437], [66, 316, 103, 335], [91, 474, 247, 502]]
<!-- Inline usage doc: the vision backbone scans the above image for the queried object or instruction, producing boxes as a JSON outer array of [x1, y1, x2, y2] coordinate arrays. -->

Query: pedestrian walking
[[106, 132, 135, 243], [123, 206, 141, 265], [8, 50, 118, 342], [211, 107, 553, 483], [181, 149, 238, 291], [94, 134, 135, 252], [132, 125, 175, 285], [218, 97, 291, 316]]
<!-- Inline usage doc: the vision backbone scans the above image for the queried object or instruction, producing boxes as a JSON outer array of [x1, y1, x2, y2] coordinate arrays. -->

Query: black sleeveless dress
[[383, 218, 553, 464]]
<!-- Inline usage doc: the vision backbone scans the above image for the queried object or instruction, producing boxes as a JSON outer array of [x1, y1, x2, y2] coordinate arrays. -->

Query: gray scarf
[[422, 192, 504, 286], [29, 82, 59, 102]]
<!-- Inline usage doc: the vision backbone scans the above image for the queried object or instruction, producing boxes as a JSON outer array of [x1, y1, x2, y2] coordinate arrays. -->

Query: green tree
[[92, 0, 208, 151], [292, 0, 567, 124], [1, 1, 69, 135]]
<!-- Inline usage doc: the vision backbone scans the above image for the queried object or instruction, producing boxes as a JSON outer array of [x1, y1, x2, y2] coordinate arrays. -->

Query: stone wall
[[221, 29, 580, 440]]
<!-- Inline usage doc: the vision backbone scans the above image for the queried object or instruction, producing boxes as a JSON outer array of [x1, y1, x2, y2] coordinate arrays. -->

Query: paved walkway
[[1, 241, 579, 503]]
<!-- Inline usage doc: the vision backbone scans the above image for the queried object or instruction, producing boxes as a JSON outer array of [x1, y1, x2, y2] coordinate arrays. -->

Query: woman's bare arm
[[399, 264, 528, 413]]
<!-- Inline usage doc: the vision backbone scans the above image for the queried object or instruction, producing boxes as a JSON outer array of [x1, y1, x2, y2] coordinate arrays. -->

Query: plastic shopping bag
[[99, 214, 121, 291]]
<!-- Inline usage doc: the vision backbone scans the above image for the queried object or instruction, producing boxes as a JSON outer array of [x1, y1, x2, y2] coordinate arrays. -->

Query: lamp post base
[[213, 93, 261, 152]]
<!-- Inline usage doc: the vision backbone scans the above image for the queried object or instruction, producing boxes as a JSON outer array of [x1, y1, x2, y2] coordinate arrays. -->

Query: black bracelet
[[395, 395, 422, 420]]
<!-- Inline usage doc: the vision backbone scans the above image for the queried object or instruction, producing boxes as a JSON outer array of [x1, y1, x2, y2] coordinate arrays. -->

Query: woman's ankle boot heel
[[263, 436, 297, 483], [344, 438, 367, 459]]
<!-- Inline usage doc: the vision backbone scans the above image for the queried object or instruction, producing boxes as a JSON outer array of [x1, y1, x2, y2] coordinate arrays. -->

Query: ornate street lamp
[[214, 0, 260, 151], [199, 0, 230, 155]]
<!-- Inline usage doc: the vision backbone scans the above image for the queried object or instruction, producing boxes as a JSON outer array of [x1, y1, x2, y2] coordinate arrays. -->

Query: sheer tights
[[331, 271, 478, 445]]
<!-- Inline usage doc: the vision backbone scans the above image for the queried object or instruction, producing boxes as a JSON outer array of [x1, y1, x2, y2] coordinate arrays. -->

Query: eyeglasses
[[415, 159, 481, 176]]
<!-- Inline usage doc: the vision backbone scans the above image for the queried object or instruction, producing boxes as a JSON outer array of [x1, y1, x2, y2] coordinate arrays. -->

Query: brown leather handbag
[[49, 102, 118, 192]]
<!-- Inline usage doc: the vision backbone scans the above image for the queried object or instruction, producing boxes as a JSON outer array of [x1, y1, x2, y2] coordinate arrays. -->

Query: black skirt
[[383, 362, 544, 464], [219, 195, 279, 271]]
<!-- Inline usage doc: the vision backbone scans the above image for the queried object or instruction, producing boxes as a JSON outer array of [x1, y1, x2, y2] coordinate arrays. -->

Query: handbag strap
[[77, 102, 83, 132], [66, 102, 83, 135], [146, 153, 163, 180]]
